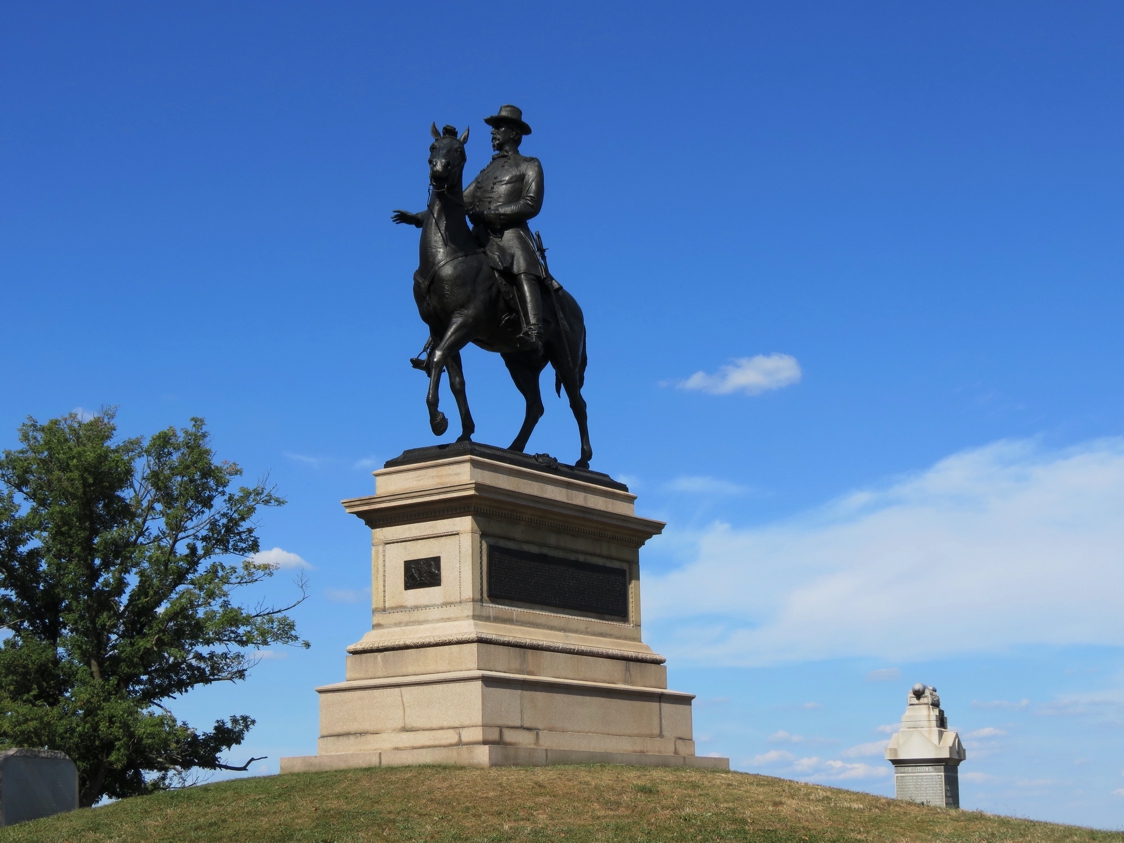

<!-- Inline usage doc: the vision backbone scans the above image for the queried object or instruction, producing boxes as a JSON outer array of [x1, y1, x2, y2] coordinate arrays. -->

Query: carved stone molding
[[345, 631, 666, 664]]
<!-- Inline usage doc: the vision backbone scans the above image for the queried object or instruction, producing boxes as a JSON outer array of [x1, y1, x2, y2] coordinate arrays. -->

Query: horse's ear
[[459, 126, 470, 144], [430, 122, 440, 139]]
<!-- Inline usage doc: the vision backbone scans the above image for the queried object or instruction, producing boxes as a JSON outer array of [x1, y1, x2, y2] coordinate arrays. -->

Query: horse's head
[[428, 123, 469, 191]]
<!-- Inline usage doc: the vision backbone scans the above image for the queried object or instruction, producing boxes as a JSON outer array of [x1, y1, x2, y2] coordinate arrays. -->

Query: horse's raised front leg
[[502, 353, 547, 453], [445, 349, 475, 442], [426, 316, 474, 437]]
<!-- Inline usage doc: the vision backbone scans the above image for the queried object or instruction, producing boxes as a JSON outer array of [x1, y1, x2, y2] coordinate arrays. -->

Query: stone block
[[0, 749, 78, 827], [520, 682, 661, 736]]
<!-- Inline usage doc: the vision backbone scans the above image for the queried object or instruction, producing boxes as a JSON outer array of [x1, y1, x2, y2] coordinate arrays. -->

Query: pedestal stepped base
[[281, 444, 727, 773], [885, 684, 965, 808]]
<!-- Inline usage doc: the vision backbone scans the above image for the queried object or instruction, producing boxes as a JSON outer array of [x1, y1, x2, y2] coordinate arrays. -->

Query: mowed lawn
[[0, 765, 1119, 843]]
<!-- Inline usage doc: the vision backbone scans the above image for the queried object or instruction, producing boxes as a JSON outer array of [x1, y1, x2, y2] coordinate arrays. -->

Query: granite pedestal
[[282, 443, 727, 772]]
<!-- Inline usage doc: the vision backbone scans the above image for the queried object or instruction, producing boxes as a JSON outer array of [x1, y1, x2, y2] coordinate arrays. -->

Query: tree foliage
[[0, 410, 307, 806]]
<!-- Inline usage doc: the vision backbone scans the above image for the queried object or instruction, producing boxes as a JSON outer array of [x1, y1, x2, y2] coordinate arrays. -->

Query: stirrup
[[516, 330, 543, 352]]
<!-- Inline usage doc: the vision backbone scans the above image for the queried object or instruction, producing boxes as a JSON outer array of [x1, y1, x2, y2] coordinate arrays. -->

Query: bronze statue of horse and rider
[[391, 106, 593, 469]]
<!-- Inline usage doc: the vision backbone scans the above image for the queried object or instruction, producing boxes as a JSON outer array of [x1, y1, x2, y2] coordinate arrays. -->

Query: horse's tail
[[554, 288, 587, 397]]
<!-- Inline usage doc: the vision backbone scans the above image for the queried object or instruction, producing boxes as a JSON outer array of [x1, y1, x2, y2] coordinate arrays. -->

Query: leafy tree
[[0, 410, 307, 806]]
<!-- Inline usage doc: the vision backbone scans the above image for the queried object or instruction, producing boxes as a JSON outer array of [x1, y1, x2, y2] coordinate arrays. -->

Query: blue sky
[[3, 0, 1124, 829]]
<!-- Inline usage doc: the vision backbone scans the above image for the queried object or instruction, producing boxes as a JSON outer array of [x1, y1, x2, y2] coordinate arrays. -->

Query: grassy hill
[[1, 765, 1119, 842]]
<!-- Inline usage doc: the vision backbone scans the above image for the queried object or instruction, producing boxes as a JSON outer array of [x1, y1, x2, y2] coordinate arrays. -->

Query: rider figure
[[393, 105, 551, 359], [464, 105, 547, 354]]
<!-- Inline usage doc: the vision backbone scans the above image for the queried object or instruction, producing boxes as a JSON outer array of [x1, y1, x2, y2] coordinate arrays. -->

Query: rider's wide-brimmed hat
[[484, 104, 532, 135]]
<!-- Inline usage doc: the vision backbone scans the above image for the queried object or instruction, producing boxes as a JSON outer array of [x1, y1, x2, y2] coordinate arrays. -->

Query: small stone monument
[[0, 748, 79, 826], [885, 684, 966, 808]]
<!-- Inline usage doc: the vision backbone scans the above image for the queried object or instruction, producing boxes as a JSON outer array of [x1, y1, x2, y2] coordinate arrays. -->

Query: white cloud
[[1114, 789, 1124, 797], [645, 438, 1124, 666], [875, 724, 897, 734], [840, 740, 890, 758], [325, 587, 371, 604], [865, 668, 900, 682], [965, 727, 1007, 739], [800, 702, 823, 710], [353, 457, 380, 471], [663, 476, 746, 495], [255, 649, 289, 661], [675, 353, 802, 396], [71, 406, 96, 421], [250, 547, 313, 570]]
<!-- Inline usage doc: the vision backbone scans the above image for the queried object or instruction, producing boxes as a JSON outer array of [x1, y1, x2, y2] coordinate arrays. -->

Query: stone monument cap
[[383, 441, 628, 491]]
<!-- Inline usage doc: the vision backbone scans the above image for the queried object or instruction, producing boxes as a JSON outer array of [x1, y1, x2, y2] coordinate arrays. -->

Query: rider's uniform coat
[[464, 150, 545, 278]]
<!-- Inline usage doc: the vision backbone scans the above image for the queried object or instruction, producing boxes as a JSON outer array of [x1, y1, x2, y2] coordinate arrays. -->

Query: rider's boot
[[515, 274, 544, 354]]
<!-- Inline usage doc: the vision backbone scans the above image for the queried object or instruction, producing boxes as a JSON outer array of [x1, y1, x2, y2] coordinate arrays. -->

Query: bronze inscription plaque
[[486, 544, 628, 619]]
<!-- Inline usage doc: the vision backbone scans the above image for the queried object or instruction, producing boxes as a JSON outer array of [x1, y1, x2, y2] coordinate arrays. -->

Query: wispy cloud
[[791, 757, 889, 781], [865, 668, 900, 682], [875, 724, 897, 734], [353, 457, 380, 471], [72, 406, 96, 421], [250, 547, 314, 570], [1036, 688, 1124, 724], [766, 730, 835, 747], [646, 438, 1124, 666], [749, 750, 795, 765], [749, 749, 888, 781], [767, 730, 804, 744], [965, 727, 1007, 738], [962, 771, 1001, 783], [255, 649, 289, 661], [325, 587, 370, 604], [663, 476, 746, 495], [615, 473, 642, 490], [973, 699, 1030, 710], [284, 451, 327, 468], [840, 740, 890, 758], [673, 353, 802, 396]]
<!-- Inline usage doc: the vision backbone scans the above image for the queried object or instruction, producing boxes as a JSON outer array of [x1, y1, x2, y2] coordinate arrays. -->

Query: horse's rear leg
[[503, 354, 546, 453], [558, 366, 593, 469], [445, 349, 475, 442]]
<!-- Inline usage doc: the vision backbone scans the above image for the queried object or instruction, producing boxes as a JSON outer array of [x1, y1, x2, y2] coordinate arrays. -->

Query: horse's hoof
[[456, 433, 473, 443], [575, 458, 590, 470], [431, 413, 448, 436]]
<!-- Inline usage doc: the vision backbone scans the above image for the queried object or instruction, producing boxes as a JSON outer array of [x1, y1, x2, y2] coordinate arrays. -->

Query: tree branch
[[213, 755, 266, 771]]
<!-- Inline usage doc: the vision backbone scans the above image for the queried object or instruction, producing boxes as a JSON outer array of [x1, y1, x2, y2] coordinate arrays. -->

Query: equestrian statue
[[391, 105, 593, 469]]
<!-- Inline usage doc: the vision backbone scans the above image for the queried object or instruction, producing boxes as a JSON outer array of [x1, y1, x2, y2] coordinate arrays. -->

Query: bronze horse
[[392, 124, 593, 469]]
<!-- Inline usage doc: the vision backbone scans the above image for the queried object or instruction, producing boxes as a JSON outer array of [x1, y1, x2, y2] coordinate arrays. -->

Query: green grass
[[1, 765, 1119, 842]]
